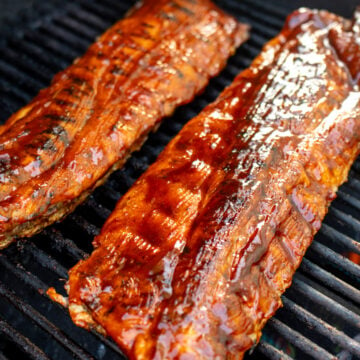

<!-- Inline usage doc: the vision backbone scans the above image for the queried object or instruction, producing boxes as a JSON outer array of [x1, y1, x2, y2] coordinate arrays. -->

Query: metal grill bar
[[0, 59, 45, 92], [0, 79, 30, 103], [256, 341, 293, 360], [7, 39, 65, 72], [78, 2, 120, 22], [0, 48, 51, 82], [291, 277, 360, 328], [0, 283, 91, 360], [0, 253, 126, 359], [41, 229, 88, 261], [40, 23, 91, 50], [88, 330, 126, 359], [282, 297, 360, 357], [310, 241, 360, 279], [67, 214, 100, 238], [0, 255, 49, 293], [330, 206, 360, 232], [353, 161, 360, 173], [267, 318, 335, 360], [98, 0, 134, 14], [319, 223, 360, 254], [338, 334, 360, 360], [0, 352, 9, 360], [20, 242, 69, 279], [52, 17, 99, 41], [67, 8, 108, 32], [300, 258, 360, 304], [338, 189, 360, 212], [224, 0, 286, 28], [0, 319, 50, 360], [241, 0, 290, 18], [26, 32, 77, 62]]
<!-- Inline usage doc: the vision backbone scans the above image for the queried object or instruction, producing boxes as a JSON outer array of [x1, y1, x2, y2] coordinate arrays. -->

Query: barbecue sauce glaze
[[65, 7, 360, 360], [0, 0, 248, 248]]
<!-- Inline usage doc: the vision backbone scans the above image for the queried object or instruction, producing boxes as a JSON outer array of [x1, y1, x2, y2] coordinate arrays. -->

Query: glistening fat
[[0, 0, 248, 249], [64, 7, 360, 359]]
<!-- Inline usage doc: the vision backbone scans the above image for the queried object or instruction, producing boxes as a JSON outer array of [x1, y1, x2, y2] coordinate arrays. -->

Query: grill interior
[[0, 0, 360, 359]]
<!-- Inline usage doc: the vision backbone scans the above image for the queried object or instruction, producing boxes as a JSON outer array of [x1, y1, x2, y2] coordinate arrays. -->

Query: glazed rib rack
[[0, 0, 359, 359]]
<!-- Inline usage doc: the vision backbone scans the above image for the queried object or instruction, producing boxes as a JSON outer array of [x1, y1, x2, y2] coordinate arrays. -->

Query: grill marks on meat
[[66, 8, 360, 360], [0, 0, 248, 248]]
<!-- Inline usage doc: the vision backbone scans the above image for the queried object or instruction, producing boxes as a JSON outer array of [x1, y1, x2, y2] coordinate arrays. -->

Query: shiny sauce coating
[[67, 7, 360, 360], [0, 0, 248, 248]]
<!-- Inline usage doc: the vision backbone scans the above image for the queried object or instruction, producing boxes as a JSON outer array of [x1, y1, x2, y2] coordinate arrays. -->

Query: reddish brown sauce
[[0, 0, 248, 248], [66, 7, 360, 360]]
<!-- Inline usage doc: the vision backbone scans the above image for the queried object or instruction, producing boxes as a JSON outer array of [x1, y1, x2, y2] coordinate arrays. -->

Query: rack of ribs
[[0, 0, 248, 249], [65, 7, 360, 360]]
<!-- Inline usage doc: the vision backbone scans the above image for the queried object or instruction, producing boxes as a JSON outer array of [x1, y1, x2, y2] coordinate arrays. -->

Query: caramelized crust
[[66, 8, 360, 360], [0, 0, 248, 248]]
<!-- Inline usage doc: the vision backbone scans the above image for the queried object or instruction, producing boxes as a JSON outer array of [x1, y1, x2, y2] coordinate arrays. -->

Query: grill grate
[[0, 0, 360, 359]]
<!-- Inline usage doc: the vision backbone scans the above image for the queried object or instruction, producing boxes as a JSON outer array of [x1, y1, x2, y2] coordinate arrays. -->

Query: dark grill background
[[0, 0, 360, 359]]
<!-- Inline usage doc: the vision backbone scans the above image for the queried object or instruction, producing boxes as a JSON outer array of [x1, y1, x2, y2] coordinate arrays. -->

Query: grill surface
[[0, 0, 360, 359]]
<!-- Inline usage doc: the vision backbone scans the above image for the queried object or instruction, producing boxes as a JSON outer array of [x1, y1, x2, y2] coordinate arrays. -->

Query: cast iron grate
[[0, 0, 359, 359]]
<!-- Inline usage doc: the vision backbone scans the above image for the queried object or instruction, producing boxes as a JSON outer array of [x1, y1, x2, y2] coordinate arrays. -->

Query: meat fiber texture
[[66, 7, 360, 360], [0, 0, 248, 248]]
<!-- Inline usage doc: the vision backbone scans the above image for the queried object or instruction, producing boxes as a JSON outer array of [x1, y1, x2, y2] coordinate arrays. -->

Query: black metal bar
[[0, 255, 49, 292], [0, 256, 125, 359], [267, 318, 336, 360], [40, 22, 91, 50], [352, 161, 360, 174], [23, 31, 78, 62], [21, 241, 69, 279], [257, 341, 293, 360], [67, 8, 109, 32], [97, 0, 133, 15], [337, 333, 360, 360], [0, 352, 9, 360], [222, 0, 286, 29], [247, 31, 269, 48], [310, 241, 360, 280], [48, 297, 127, 359], [0, 47, 51, 83], [345, 174, 360, 196], [6, 39, 66, 71], [94, 185, 122, 209], [89, 330, 126, 360], [0, 319, 50, 360], [241, 0, 290, 18], [52, 17, 98, 42], [78, 1, 119, 23], [67, 213, 100, 238], [0, 283, 92, 360], [82, 197, 112, 223], [329, 207, 360, 233], [291, 277, 360, 328], [0, 78, 31, 104], [42, 229, 88, 261], [238, 42, 260, 59], [319, 223, 360, 255], [238, 17, 278, 40], [0, 58, 45, 92], [337, 189, 360, 212], [282, 297, 360, 357], [300, 258, 360, 305]]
